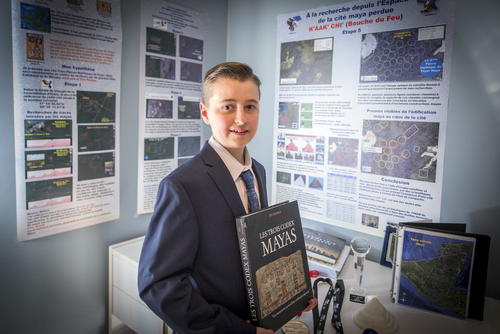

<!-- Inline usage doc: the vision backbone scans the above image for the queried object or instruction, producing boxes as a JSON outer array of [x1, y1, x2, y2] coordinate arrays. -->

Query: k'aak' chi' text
[[259, 220, 298, 256]]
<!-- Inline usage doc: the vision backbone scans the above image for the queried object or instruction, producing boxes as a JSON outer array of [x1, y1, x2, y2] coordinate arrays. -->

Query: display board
[[137, 1, 204, 214], [12, 0, 122, 241], [272, 0, 455, 236]]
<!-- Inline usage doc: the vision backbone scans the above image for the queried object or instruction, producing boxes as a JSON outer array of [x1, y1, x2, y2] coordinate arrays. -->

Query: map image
[[144, 137, 174, 160], [146, 55, 176, 80], [280, 38, 333, 85], [179, 35, 203, 61], [256, 250, 307, 319], [20, 2, 51, 33], [146, 27, 175, 56], [360, 25, 446, 82], [178, 96, 200, 119], [78, 152, 115, 181], [77, 91, 116, 123], [180, 61, 202, 83], [146, 99, 173, 118], [398, 230, 474, 319], [24, 120, 72, 148], [278, 102, 299, 129], [361, 120, 439, 182], [328, 137, 359, 168], [25, 149, 72, 179], [26, 177, 72, 210]]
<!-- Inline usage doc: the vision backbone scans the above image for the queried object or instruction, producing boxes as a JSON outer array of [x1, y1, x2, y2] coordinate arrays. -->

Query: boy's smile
[[200, 78, 260, 163]]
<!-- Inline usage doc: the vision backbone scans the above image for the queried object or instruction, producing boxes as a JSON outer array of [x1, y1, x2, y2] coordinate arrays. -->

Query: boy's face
[[200, 78, 260, 158]]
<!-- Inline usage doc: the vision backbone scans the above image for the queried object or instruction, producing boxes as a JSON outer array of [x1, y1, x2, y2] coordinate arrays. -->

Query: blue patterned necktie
[[240, 169, 260, 213]]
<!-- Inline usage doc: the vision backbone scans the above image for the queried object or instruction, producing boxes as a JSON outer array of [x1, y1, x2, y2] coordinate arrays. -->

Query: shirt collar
[[208, 136, 252, 182]]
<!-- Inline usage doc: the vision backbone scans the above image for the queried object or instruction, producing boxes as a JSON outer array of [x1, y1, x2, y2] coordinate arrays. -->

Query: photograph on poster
[[280, 38, 333, 85], [178, 136, 200, 157], [276, 171, 292, 185], [178, 96, 200, 119], [146, 55, 175, 79], [300, 103, 313, 129], [278, 102, 299, 129], [146, 27, 176, 56], [281, 134, 324, 165], [328, 137, 359, 168], [77, 91, 116, 123], [308, 176, 324, 190], [146, 98, 173, 118], [293, 174, 306, 187], [24, 120, 72, 148], [25, 177, 72, 210], [26, 32, 44, 60], [361, 212, 379, 229], [180, 61, 202, 83], [179, 35, 203, 61], [78, 152, 115, 181], [361, 120, 439, 182], [360, 25, 446, 82], [25, 149, 72, 179], [20, 2, 51, 33], [144, 137, 174, 161], [78, 125, 115, 152]]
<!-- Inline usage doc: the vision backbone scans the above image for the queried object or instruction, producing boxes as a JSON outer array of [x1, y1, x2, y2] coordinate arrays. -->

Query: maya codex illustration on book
[[236, 200, 313, 331]]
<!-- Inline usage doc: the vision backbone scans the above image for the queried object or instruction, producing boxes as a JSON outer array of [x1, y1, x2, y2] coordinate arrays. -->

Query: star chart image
[[360, 25, 446, 83], [361, 120, 439, 182], [280, 38, 333, 85]]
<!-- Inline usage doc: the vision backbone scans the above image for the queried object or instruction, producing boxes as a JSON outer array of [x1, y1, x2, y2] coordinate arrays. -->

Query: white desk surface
[[298, 256, 500, 334], [110, 238, 500, 334]]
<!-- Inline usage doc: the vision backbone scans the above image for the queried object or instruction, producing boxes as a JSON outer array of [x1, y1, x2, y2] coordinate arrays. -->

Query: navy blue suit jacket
[[138, 142, 268, 334]]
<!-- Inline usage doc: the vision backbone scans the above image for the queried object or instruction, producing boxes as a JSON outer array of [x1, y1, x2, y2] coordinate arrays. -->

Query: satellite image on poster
[[328, 137, 359, 168], [78, 152, 115, 181], [280, 38, 333, 85], [77, 91, 116, 123], [146, 27, 175, 56], [26, 177, 72, 210], [146, 55, 175, 79], [24, 120, 72, 148], [78, 125, 115, 152], [398, 230, 474, 319], [178, 96, 200, 119], [278, 102, 299, 129], [360, 25, 446, 83], [25, 149, 72, 179], [361, 120, 439, 182], [20, 2, 51, 33], [146, 98, 173, 118], [178, 136, 200, 157], [255, 250, 307, 319], [144, 137, 174, 160], [180, 61, 202, 83], [179, 35, 203, 61]]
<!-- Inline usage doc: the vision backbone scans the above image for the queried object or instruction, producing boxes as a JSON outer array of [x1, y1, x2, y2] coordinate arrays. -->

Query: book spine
[[236, 217, 259, 325]]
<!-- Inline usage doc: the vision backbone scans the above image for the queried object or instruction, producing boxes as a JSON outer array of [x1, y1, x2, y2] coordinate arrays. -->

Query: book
[[307, 256, 337, 280], [303, 227, 350, 273], [236, 200, 313, 331], [391, 223, 490, 320]]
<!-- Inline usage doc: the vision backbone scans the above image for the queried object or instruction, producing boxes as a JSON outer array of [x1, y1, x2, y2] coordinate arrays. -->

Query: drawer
[[112, 253, 142, 303]]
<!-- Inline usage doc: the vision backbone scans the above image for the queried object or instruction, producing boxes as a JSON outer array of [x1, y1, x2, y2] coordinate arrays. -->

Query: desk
[[108, 237, 171, 334], [109, 237, 500, 334]]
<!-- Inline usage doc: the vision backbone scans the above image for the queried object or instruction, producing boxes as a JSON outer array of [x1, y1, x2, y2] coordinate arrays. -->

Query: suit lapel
[[200, 143, 247, 218]]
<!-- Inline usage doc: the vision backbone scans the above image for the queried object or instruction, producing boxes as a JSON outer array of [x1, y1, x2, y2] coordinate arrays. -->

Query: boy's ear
[[200, 102, 210, 125]]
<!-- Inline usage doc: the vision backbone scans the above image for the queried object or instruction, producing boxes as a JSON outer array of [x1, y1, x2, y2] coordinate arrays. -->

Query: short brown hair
[[202, 62, 261, 102]]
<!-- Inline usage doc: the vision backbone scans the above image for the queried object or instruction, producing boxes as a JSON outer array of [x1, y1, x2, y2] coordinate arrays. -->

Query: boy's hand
[[302, 298, 318, 312], [256, 327, 274, 334]]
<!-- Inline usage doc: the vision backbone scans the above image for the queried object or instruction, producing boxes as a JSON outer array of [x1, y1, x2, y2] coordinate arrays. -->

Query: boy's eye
[[222, 105, 233, 111], [245, 105, 257, 110]]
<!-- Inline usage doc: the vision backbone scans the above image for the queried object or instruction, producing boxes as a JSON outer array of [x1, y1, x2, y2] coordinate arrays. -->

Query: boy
[[138, 62, 315, 334]]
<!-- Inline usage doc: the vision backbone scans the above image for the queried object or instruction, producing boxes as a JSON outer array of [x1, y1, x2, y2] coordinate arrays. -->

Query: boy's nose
[[234, 107, 247, 125]]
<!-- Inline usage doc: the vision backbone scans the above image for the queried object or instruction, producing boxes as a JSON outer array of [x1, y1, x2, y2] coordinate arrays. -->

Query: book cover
[[303, 227, 346, 265], [236, 200, 313, 331], [391, 224, 490, 320]]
